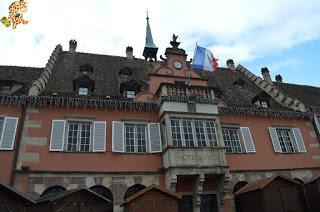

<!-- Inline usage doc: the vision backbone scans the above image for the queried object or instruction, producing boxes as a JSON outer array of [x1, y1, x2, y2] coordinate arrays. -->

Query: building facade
[[1, 18, 320, 212]]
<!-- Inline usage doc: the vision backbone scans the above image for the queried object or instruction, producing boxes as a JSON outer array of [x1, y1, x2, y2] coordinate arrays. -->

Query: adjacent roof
[[42, 52, 156, 99], [304, 174, 320, 184], [235, 175, 299, 195], [121, 184, 181, 206], [274, 82, 320, 109], [36, 187, 112, 203], [0, 65, 42, 95], [0, 182, 35, 204]]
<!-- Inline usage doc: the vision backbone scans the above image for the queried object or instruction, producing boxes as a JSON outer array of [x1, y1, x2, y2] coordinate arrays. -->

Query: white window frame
[[0, 85, 11, 94], [260, 100, 268, 108], [126, 90, 136, 99], [275, 128, 297, 153], [221, 127, 242, 153], [66, 121, 93, 152], [78, 87, 89, 96], [0, 117, 4, 141], [169, 118, 218, 148], [124, 123, 147, 153]]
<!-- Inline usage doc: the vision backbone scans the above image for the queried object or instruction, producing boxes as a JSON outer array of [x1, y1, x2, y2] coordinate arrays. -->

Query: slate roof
[[42, 51, 156, 99], [0, 182, 35, 204], [0, 65, 42, 95], [274, 82, 320, 108], [199, 68, 290, 110]]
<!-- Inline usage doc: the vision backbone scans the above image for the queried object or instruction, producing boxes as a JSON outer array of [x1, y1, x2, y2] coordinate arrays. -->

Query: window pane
[[276, 129, 295, 153], [79, 87, 89, 95], [127, 90, 136, 99], [171, 119, 182, 147], [206, 121, 218, 147], [182, 120, 194, 147], [136, 125, 147, 152], [67, 123, 79, 151], [195, 120, 206, 147], [80, 124, 91, 152], [260, 100, 268, 108], [125, 125, 135, 152], [222, 127, 241, 153]]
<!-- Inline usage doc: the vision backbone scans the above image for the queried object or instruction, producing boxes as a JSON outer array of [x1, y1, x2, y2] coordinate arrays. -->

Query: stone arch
[[40, 185, 66, 197], [124, 184, 146, 200], [90, 185, 114, 202]]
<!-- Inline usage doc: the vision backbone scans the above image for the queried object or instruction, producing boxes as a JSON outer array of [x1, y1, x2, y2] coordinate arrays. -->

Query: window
[[222, 127, 242, 153], [126, 90, 136, 99], [170, 118, 218, 148], [67, 122, 92, 152], [276, 129, 296, 153], [78, 87, 89, 95], [125, 124, 147, 153], [0, 118, 4, 140], [260, 100, 268, 108], [0, 85, 11, 94]]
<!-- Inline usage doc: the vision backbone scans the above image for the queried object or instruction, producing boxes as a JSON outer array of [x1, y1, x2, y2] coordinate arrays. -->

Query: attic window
[[78, 87, 89, 96], [126, 90, 136, 99], [233, 79, 245, 89], [0, 85, 11, 94], [260, 100, 269, 108]]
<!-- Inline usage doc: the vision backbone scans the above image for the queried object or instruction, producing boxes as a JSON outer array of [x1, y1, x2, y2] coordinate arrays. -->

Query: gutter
[[9, 105, 27, 186]]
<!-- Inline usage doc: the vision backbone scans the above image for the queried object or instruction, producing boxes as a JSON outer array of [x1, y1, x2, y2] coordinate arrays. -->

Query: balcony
[[163, 147, 227, 169]]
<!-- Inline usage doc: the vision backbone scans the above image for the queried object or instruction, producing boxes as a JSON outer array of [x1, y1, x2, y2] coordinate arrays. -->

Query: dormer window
[[78, 87, 89, 96], [0, 85, 11, 94], [126, 90, 136, 99], [233, 79, 245, 89], [260, 100, 269, 108]]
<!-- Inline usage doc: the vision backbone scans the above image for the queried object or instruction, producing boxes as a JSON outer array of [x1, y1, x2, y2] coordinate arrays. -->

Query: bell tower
[[143, 14, 158, 61]]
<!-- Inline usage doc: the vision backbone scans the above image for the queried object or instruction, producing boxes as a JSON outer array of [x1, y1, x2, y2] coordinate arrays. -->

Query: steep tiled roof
[[42, 51, 158, 99], [0, 65, 42, 95], [274, 82, 320, 109], [199, 68, 290, 110]]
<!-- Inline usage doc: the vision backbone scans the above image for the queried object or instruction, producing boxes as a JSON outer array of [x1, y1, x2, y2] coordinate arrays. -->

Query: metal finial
[[146, 9, 149, 19]]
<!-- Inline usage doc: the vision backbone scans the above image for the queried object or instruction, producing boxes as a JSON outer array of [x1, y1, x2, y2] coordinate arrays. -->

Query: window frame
[[66, 121, 93, 152], [0, 85, 11, 94], [169, 118, 218, 148], [275, 128, 297, 153], [126, 90, 136, 99], [124, 123, 148, 153], [0, 117, 4, 141], [221, 127, 243, 153]]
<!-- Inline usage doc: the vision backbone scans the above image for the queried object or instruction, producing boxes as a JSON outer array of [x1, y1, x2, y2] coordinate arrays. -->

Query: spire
[[143, 12, 158, 61]]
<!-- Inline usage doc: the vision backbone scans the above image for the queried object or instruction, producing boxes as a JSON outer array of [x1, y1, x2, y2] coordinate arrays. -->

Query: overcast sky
[[0, 0, 319, 86]]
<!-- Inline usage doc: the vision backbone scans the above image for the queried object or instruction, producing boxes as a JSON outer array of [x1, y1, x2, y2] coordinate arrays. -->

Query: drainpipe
[[9, 106, 27, 186]]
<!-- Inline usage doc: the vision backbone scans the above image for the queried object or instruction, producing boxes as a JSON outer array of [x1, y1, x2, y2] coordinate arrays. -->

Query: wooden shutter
[[112, 121, 124, 152], [314, 115, 320, 135], [240, 127, 256, 153], [148, 123, 162, 153], [0, 117, 18, 150], [268, 127, 282, 153], [93, 121, 106, 152], [292, 128, 307, 153], [49, 120, 66, 151]]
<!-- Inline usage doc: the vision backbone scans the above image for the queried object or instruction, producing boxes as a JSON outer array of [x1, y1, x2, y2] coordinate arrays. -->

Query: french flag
[[191, 45, 218, 71]]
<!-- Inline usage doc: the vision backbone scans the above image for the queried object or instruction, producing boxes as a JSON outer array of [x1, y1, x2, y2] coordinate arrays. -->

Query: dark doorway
[[178, 195, 193, 212], [90, 185, 114, 212], [124, 184, 146, 200], [200, 194, 218, 212]]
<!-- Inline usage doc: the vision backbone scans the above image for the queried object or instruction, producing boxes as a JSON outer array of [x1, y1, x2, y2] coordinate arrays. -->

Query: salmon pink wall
[[22, 107, 163, 173], [0, 106, 22, 183], [221, 115, 320, 171]]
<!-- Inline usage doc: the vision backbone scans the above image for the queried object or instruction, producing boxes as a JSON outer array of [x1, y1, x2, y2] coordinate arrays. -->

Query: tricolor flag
[[191, 45, 218, 71]]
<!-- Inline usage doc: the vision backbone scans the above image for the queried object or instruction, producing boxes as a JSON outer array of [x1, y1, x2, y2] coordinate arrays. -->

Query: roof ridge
[[276, 82, 320, 89]]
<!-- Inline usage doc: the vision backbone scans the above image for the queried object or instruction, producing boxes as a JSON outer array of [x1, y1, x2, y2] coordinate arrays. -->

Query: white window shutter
[[314, 115, 320, 135], [268, 127, 282, 153], [240, 127, 256, 153], [49, 120, 66, 151], [292, 128, 307, 153], [93, 121, 106, 152], [112, 121, 124, 152], [148, 123, 162, 153], [0, 117, 18, 150]]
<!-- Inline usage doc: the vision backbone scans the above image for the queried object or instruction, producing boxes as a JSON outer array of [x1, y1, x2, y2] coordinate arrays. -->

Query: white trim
[[292, 128, 307, 153], [0, 117, 5, 148], [0, 117, 19, 150], [268, 127, 282, 153], [314, 115, 320, 135], [240, 127, 256, 153], [93, 121, 106, 152], [49, 120, 66, 152]]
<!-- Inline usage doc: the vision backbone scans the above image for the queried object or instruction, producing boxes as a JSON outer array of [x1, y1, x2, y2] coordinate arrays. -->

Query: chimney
[[275, 74, 283, 83], [69, 39, 77, 53], [126, 46, 133, 60], [261, 67, 272, 84], [226, 59, 236, 71]]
